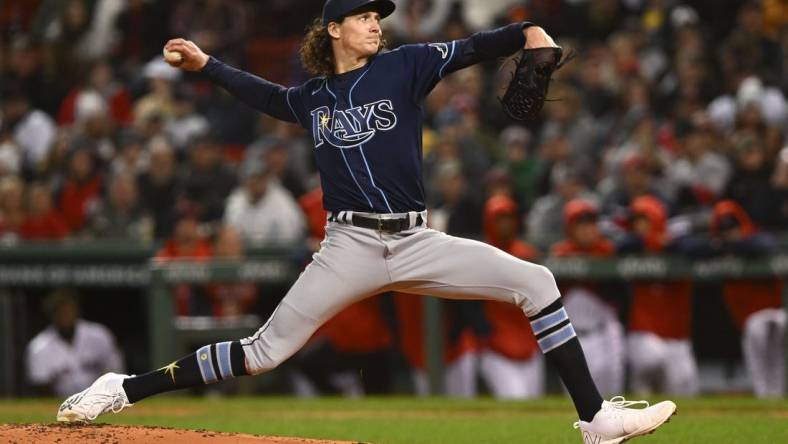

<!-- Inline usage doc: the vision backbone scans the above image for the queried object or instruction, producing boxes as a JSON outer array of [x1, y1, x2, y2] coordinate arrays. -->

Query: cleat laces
[[85, 392, 130, 421], [573, 396, 650, 429]]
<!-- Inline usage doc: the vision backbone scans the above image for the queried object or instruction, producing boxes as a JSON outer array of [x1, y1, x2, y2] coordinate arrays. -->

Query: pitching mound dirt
[[0, 423, 360, 444]]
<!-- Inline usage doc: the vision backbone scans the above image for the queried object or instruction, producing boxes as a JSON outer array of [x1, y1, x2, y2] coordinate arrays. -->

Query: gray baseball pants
[[241, 213, 561, 374]]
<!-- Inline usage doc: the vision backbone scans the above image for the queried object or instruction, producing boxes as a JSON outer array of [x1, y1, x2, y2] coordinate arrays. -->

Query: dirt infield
[[0, 424, 359, 444]]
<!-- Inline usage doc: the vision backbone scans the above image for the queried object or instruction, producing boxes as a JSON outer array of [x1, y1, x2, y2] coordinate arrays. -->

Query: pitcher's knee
[[534, 264, 559, 293], [240, 333, 293, 375], [521, 264, 560, 315]]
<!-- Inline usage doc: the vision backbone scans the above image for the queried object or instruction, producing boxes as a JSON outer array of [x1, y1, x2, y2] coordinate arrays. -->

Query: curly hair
[[300, 19, 335, 77], [299, 18, 387, 77]]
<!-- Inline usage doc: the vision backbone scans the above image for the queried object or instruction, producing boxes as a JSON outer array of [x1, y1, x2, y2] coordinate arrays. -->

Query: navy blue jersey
[[204, 22, 530, 213]]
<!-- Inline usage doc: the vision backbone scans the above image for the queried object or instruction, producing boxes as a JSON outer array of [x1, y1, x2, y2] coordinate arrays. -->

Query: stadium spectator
[[257, 138, 307, 199], [551, 198, 624, 397], [0, 131, 21, 177], [156, 212, 212, 261], [57, 61, 133, 128], [498, 125, 542, 212], [667, 119, 731, 223], [25, 289, 124, 396], [0, 175, 26, 241], [164, 86, 209, 153], [0, 83, 56, 173], [598, 151, 666, 221], [773, 145, 788, 227], [428, 161, 482, 239], [182, 133, 236, 223], [478, 195, 544, 399], [69, 90, 117, 165], [708, 200, 785, 398], [539, 84, 600, 170], [169, 0, 250, 66], [528, 161, 597, 251], [114, 0, 172, 68], [5, 35, 65, 115], [619, 195, 699, 396], [448, 77, 499, 159], [432, 105, 492, 188], [57, 147, 103, 233], [723, 1, 783, 86], [110, 129, 149, 176], [156, 212, 213, 316], [20, 182, 69, 240], [224, 158, 305, 245], [205, 226, 258, 317], [137, 136, 180, 239], [251, 117, 314, 191], [87, 171, 152, 241], [133, 57, 180, 129], [386, 0, 453, 42], [724, 132, 780, 229], [70, 0, 127, 61]]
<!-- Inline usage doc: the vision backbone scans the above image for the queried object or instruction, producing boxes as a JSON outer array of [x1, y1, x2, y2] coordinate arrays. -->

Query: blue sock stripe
[[196, 345, 218, 384], [216, 341, 233, 380], [538, 324, 577, 353], [530, 307, 568, 335]]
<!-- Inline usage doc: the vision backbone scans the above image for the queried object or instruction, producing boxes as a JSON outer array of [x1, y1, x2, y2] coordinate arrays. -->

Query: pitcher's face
[[333, 11, 382, 58]]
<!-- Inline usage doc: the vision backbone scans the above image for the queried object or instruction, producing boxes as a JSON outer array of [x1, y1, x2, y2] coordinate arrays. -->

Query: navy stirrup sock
[[122, 341, 248, 403], [530, 300, 603, 422]]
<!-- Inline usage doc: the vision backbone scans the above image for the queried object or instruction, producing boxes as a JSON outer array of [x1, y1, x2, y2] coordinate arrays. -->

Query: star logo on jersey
[[310, 99, 398, 149], [428, 43, 449, 59], [158, 361, 180, 383], [319, 113, 331, 130]]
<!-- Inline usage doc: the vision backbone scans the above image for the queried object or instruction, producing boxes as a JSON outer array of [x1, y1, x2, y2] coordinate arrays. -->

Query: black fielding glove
[[499, 46, 574, 121]]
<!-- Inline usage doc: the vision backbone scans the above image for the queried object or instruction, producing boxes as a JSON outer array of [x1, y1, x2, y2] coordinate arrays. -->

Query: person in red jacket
[[20, 182, 69, 240], [551, 199, 625, 396], [58, 147, 103, 233], [619, 195, 698, 396], [156, 213, 213, 316], [205, 226, 258, 318], [709, 200, 784, 397], [57, 61, 133, 128], [478, 195, 544, 399]]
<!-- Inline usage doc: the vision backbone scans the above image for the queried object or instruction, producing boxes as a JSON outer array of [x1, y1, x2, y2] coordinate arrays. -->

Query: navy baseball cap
[[322, 0, 396, 25]]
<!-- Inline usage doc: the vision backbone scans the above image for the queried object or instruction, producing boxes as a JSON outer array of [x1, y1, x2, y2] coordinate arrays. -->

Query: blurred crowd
[[1, 0, 787, 249], [3, 0, 786, 398]]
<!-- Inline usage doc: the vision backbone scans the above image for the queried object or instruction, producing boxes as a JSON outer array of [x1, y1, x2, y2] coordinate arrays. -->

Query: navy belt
[[328, 211, 426, 233]]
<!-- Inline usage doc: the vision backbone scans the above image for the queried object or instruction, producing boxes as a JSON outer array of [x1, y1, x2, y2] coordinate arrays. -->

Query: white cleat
[[56, 372, 133, 422], [573, 396, 677, 444]]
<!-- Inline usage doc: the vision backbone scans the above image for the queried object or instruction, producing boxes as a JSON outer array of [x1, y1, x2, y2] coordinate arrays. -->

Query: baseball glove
[[499, 46, 573, 121]]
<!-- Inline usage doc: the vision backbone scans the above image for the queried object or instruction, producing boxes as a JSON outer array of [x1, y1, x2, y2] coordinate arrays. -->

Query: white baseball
[[163, 48, 183, 65]]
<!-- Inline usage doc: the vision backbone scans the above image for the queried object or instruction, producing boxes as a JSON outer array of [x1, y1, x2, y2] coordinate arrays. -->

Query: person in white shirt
[[0, 86, 56, 171], [25, 289, 124, 396], [224, 158, 306, 245]]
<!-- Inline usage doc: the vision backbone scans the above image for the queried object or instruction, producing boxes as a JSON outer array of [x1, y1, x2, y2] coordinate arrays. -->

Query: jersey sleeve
[[399, 22, 531, 100], [201, 57, 309, 128]]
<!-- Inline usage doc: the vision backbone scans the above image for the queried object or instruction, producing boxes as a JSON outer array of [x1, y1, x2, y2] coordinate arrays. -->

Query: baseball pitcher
[[57, 1, 676, 442]]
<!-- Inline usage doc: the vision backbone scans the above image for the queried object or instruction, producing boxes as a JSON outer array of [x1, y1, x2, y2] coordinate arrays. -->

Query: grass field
[[1, 396, 787, 443]]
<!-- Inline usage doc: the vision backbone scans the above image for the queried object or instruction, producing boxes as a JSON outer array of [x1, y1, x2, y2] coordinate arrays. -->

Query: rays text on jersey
[[310, 99, 397, 149]]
